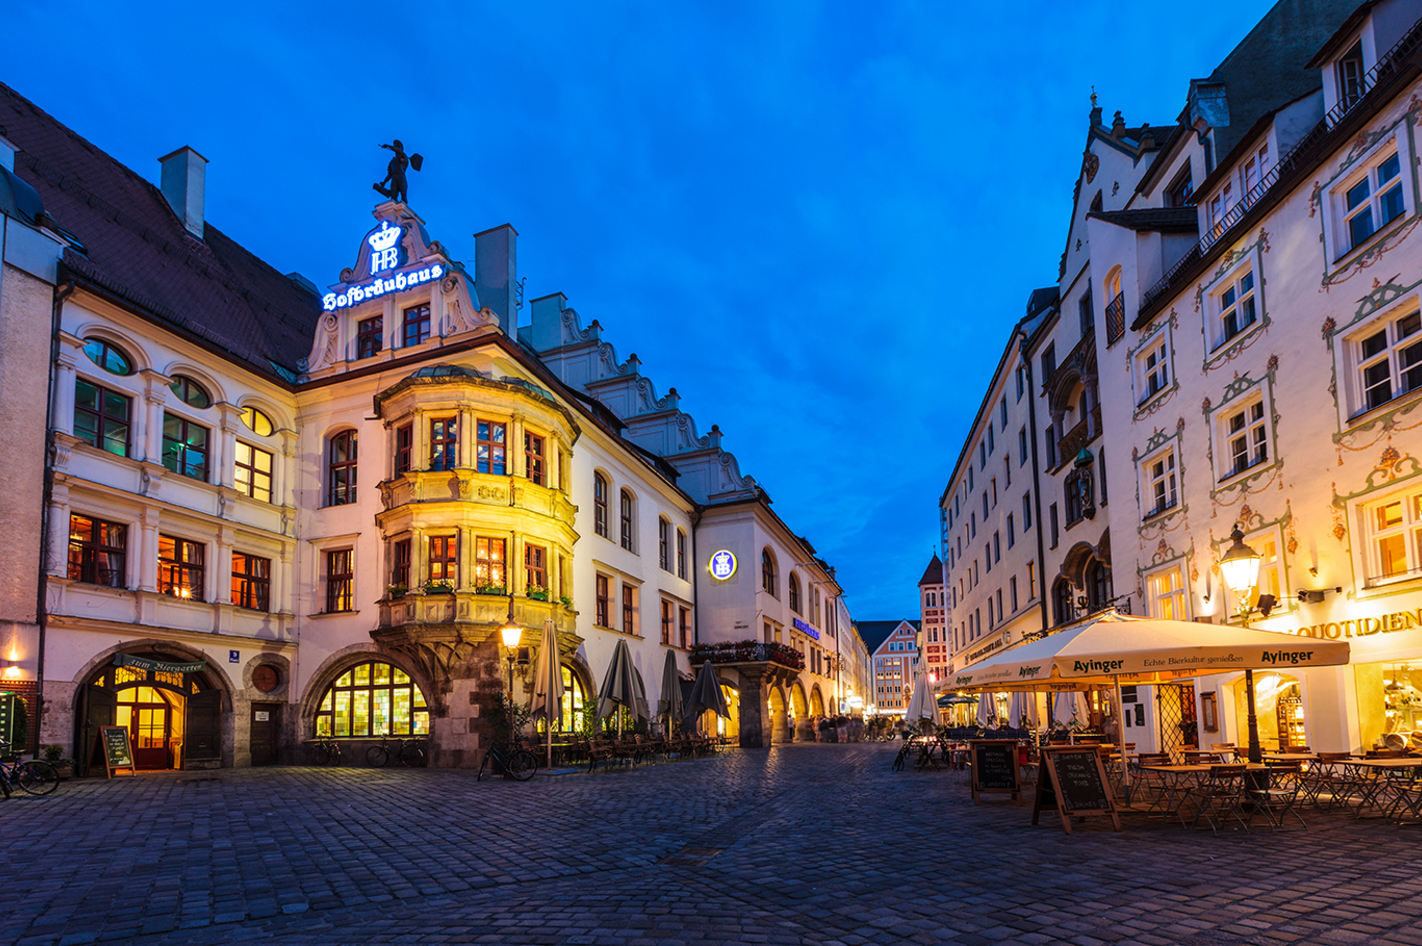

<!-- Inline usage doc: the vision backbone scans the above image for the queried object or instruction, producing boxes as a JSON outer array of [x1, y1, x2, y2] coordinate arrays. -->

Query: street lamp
[[1217, 527, 1276, 765], [500, 596, 522, 705]]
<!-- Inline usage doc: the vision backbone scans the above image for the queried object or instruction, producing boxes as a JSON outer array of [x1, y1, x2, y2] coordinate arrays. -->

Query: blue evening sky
[[8, 0, 1276, 621]]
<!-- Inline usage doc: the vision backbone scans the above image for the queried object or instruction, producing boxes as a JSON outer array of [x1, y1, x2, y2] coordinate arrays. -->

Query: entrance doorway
[[77, 653, 224, 775], [250, 703, 282, 766], [119, 686, 185, 770]]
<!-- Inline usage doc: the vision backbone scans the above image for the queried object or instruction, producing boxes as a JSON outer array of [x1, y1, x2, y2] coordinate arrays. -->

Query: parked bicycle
[[366, 733, 427, 768], [0, 740, 59, 798], [307, 736, 342, 766], [477, 741, 537, 781]]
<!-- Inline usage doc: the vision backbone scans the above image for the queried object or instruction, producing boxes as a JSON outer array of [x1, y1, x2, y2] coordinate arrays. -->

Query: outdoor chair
[[1247, 763, 1306, 831], [1301, 752, 1355, 810], [1131, 752, 1174, 813], [1189, 764, 1250, 833], [1184, 751, 1228, 765]]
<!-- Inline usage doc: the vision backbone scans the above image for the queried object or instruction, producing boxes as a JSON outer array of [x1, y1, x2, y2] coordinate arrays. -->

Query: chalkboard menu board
[[94, 726, 135, 778], [969, 740, 1021, 804], [1032, 746, 1120, 834]]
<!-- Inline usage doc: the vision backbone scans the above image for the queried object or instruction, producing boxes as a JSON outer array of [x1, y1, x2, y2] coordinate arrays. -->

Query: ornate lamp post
[[1218, 527, 1270, 764], [499, 596, 522, 706]]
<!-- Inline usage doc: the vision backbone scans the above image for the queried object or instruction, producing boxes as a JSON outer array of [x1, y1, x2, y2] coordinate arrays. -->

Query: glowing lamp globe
[[500, 623, 522, 651], [1218, 527, 1262, 597]]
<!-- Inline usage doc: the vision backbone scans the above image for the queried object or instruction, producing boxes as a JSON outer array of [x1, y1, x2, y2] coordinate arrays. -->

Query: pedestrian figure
[[373, 139, 423, 203]]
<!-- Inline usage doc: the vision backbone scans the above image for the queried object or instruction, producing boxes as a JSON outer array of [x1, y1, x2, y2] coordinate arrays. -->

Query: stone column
[[509, 412, 524, 479], [277, 429, 298, 511], [45, 482, 71, 577], [141, 370, 169, 465], [138, 508, 161, 593], [52, 345, 79, 436], [737, 666, 768, 749], [213, 524, 234, 604]]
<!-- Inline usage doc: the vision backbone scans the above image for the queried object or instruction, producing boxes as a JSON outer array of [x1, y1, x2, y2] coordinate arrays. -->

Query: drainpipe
[[1020, 329, 1050, 633], [35, 279, 75, 753]]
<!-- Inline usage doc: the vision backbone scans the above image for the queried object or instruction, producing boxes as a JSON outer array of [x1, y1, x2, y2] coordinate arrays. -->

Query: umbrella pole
[[1114, 675, 1131, 804]]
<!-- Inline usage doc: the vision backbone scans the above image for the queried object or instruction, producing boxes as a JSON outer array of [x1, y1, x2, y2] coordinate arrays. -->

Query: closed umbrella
[[1052, 690, 1083, 728], [597, 639, 647, 735], [684, 660, 730, 730], [529, 619, 563, 766], [976, 693, 994, 728], [905, 667, 940, 726], [1009, 691, 1034, 730], [656, 649, 683, 734]]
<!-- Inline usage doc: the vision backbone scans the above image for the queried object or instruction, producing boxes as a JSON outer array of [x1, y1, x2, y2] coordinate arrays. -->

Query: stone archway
[[810, 684, 826, 717], [790, 682, 811, 741], [768, 686, 788, 744]]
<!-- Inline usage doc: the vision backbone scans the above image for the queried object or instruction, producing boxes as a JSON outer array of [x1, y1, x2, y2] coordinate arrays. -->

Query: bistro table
[[1344, 758, 1422, 819], [1263, 752, 1320, 763], [1138, 763, 1273, 825]]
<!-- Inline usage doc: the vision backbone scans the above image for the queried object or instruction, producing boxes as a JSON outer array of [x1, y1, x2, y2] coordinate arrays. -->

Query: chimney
[[0, 130, 17, 172], [474, 223, 518, 332], [529, 292, 568, 352], [159, 146, 208, 238]]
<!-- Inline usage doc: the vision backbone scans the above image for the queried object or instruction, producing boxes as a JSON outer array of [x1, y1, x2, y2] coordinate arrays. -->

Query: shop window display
[[1356, 661, 1422, 751]]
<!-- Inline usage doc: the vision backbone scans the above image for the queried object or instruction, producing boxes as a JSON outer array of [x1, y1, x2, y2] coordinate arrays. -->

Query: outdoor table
[[1345, 758, 1422, 818], [1263, 752, 1319, 762], [1139, 763, 1272, 825]]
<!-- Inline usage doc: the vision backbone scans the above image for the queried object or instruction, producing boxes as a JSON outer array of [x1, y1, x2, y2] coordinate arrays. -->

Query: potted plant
[[475, 583, 506, 596], [526, 583, 549, 602], [423, 579, 454, 594], [559, 594, 574, 608], [42, 744, 74, 779], [385, 583, 408, 600]]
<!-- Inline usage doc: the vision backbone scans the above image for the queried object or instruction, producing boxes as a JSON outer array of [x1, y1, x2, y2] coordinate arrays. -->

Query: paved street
[[4, 743, 1422, 945]]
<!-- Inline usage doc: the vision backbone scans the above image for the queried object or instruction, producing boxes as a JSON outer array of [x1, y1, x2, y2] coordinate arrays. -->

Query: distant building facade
[[859, 620, 919, 715]]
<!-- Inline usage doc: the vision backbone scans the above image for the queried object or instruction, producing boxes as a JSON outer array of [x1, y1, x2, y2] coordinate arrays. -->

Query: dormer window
[[1166, 166, 1193, 208], [1339, 41, 1365, 110], [1241, 142, 1270, 197]]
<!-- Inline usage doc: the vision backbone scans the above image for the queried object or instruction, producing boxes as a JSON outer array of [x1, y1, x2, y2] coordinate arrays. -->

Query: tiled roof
[[917, 554, 943, 586], [857, 619, 919, 654], [0, 81, 321, 381], [1087, 207, 1199, 233]]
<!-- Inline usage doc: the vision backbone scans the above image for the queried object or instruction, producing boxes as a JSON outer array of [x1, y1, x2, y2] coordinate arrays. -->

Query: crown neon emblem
[[368, 220, 403, 273]]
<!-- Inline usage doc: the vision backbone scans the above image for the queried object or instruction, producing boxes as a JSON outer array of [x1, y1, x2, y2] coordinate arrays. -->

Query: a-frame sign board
[[1032, 745, 1121, 834], [969, 740, 1022, 804], [92, 725, 136, 778]]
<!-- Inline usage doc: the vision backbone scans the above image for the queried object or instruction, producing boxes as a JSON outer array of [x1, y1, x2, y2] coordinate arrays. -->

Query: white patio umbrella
[[1009, 691, 1035, 730], [975, 693, 994, 728], [528, 618, 564, 766], [1052, 690, 1084, 727], [904, 667, 940, 726], [597, 638, 648, 735]]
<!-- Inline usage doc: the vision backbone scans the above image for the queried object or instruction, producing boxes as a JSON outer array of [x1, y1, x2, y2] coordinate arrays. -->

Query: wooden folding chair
[[1189, 764, 1250, 833], [1247, 763, 1306, 830]]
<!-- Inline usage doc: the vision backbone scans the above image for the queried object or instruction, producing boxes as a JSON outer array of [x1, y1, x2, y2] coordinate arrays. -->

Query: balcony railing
[[1105, 292, 1125, 344], [1140, 16, 1422, 316], [689, 640, 806, 672]]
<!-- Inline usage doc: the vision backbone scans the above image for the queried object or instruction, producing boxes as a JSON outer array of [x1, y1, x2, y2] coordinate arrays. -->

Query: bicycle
[[307, 736, 342, 766], [0, 740, 59, 797], [477, 741, 537, 781], [366, 733, 427, 768]]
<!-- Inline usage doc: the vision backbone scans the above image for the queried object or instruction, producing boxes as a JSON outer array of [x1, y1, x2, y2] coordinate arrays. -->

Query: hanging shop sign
[[709, 550, 737, 580], [793, 618, 820, 641], [322, 261, 444, 312], [113, 653, 206, 674]]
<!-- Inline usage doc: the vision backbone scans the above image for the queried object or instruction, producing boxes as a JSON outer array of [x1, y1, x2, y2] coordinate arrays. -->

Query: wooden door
[[250, 703, 280, 766], [131, 704, 170, 770], [80, 688, 116, 778], [186, 690, 223, 766]]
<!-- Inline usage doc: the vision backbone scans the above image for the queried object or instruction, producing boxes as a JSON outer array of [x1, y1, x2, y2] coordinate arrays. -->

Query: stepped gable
[[524, 293, 759, 505], [917, 554, 943, 587], [0, 81, 322, 381]]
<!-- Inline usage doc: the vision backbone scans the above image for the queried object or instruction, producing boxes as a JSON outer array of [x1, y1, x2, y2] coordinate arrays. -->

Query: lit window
[[1367, 487, 1422, 585], [525, 544, 546, 593], [234, 442, 273, 503], [394, 424, 413, 474], [525, 432, 544, 485], [428, 536, 457, 586], [315, 661, 429, 737], [477, 420, 506, 475], [68, 514, 126, 587], [326, 549, 354, 612], [596, 575, 611, 626], [73, 380, 131, 457], [231, 552, 271, 611], [475, 537, 506, 592], [159, 535, 205, 601], [1146, 565, 1186, 621], [241, 406, 274, 437]]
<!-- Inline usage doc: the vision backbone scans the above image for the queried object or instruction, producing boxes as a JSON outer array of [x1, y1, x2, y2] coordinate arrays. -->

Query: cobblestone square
[[4, 744, 1422, 945]]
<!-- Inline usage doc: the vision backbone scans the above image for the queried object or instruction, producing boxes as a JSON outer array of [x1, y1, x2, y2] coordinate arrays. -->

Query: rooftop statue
[[373, 139, 423, 204]]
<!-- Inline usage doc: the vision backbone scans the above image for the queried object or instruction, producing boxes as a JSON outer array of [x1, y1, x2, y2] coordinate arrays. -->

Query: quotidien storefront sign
[[1280, 607, 1422, 641]]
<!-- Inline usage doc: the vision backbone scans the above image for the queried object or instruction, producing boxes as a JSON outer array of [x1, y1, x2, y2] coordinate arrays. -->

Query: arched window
[[241, 406, 274, 437], [1087, 559, 1113, 610], [83, 337, 133, 376], [169, 375, 211, 409], [762, 548, 777, 597], [620, 489, 635, 551], [315, 661, 429, 736], [658, 517, 671, 571], [1053, 578, 1075, 626], [788, 573, 802, 614], [328, 430, 357, 506], [594, 474, 609, 538]]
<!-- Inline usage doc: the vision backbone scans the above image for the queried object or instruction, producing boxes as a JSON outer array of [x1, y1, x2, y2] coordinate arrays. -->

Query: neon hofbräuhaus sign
[[322, 220, 444, 312]]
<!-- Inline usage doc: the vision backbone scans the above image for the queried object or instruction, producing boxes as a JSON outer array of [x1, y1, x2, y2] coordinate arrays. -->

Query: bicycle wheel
[[508, 749, 538, 781], [399, 744, 426, 768], [477, 748, 492, 781], [0, 771, 11, 800], [366, 745, 389, 768], [16, 761, 59, 796], [327, 743, 343, 767]]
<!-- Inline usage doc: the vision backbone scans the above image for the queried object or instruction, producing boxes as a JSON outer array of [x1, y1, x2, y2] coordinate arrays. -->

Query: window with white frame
[[1327, 135, 1414, 262], [1355, 308, 1422, 414], [1218, 397, 1268, 480], [1240, 142, 1271, 197], [1244, 528, 1283, 609], [1146, 565, 1187, 621], [1207, 180, 1235, 239], [1142, 449, 1178, 518], [1365, 485, 1422, 584], [1135, 334, 1170, 404], [1211, 267, 1257, 349]]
